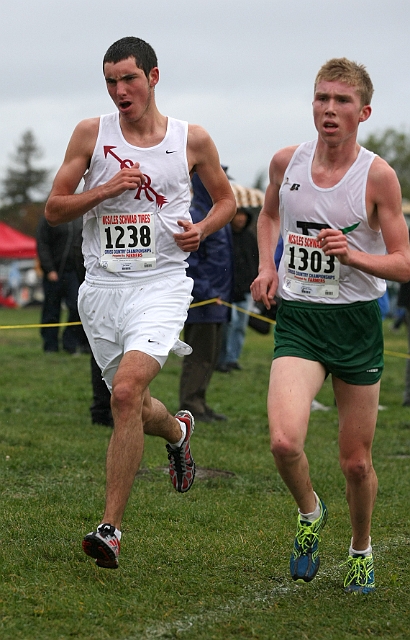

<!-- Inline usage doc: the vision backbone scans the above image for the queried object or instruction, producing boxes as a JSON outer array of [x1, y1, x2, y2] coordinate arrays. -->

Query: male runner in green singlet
[[251, 58, 410, 593]]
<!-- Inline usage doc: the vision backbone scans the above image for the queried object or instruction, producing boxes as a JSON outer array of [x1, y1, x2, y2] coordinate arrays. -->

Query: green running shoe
[[343, 553, 375, 594], [290, 497, 328, 583]]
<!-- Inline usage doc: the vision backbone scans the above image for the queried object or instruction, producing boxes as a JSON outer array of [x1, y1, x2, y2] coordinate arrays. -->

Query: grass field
[[0, 306, 410, 639]]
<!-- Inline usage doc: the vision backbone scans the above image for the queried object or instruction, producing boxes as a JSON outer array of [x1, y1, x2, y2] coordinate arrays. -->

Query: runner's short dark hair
[[103, 37, 158, 78]]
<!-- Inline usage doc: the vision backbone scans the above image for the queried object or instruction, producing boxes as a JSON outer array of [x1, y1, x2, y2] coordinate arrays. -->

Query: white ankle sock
[[349, 537, 372, 557], [168, 419, 186, 449], [299, 491, 321, 522]]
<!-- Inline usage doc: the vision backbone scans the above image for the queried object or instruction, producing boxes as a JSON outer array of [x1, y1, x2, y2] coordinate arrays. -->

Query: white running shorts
[[78, 271, 193, 389]]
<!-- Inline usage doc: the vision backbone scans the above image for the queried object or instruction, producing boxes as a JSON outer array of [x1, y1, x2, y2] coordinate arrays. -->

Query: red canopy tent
[[0, 222, 37, 259]]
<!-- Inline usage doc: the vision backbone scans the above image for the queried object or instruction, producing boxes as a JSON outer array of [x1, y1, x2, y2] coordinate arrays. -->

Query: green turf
[[0, 307, 410, 639]]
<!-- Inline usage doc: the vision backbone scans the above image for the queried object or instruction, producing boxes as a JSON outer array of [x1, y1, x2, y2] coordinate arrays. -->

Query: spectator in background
[[179, 171, 233, 423], [71, 221, 113, 427], [36, 216, 84, 354], [377, 289, 390, 320], [217, 207, 259, 372], [390, 305, 406, 331], [396, 279, 410, 406]]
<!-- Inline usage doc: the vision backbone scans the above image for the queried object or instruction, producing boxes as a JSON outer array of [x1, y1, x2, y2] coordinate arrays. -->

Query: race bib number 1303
[[99, 213, 156, 273], [283, 231, 340, 298]]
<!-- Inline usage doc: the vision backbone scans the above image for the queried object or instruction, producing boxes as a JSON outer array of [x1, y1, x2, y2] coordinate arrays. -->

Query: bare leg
[[143, 391, 184, 442], [333, 378, 379, 551], [102, 351, 183, 530], [268, 356, 326, 513]]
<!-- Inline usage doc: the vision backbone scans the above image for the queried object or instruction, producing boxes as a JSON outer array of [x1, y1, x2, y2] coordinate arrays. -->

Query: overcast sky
[[1, 0, 409, 191]]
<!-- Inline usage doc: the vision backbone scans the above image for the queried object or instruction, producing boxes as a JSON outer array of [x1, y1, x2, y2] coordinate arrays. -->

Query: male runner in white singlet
[[251, 58, 410, 593], [45, 37, 236, 569]]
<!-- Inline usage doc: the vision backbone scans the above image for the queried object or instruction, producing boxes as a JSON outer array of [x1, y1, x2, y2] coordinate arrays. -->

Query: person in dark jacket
[[179, 171, 234, 422], [71, 225, 113, 427], [217, 207, 259, 371], [36, 215, 83, 353]]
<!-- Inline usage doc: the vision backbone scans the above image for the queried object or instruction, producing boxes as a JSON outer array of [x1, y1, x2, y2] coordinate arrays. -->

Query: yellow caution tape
[[0, 299, 408, 359]]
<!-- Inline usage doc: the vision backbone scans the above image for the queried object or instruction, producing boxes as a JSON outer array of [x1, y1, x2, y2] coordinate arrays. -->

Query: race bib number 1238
[[99, 212, 156, 273]]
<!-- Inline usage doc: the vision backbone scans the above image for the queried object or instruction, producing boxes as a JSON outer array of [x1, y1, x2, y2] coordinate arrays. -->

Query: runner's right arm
[[250, 146, 296, 309], [45, 118, 145, 226]]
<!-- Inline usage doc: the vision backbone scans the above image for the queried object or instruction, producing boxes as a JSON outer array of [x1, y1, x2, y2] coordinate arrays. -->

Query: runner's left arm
[[173, 125, 236, 252], [318, 156, 410, 283]]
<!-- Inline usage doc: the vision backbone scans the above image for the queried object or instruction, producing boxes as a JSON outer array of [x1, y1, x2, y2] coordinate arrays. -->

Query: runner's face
[[104, 57, 158, 122], [313, 80, 371, 146]]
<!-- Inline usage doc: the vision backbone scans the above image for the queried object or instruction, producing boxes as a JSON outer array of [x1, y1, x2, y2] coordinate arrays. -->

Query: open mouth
[[119, 101, 132, 110], [324, 121, 338, 131]]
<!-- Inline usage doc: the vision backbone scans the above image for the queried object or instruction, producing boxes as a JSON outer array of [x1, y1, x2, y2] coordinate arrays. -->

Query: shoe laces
[[98, 523, 116, 539], [167, 442, 187, 469], [342, 555, 373, 587], [295, 520, 321, 553]]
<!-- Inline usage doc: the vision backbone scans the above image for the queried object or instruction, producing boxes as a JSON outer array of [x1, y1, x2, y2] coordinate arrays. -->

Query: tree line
[[1, 127, 410, 236], [0, 131, 51, 236]]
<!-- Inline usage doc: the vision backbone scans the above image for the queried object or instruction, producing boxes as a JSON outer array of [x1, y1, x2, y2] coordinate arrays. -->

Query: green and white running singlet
[[273, 140, 387, 384], [277, 140, 386, 305]]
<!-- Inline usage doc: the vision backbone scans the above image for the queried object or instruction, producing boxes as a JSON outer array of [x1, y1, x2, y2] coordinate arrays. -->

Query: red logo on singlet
[[103, 145, 168, 209]]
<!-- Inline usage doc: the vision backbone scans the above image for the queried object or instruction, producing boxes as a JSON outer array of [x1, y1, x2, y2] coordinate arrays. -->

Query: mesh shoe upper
[[290, 497, 328, 583], [166, 410, 196, 493]]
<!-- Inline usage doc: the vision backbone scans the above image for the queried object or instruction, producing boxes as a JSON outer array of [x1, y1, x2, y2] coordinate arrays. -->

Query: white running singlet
[[277, 140, 386, 304], [82, 113, 191, 282]]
